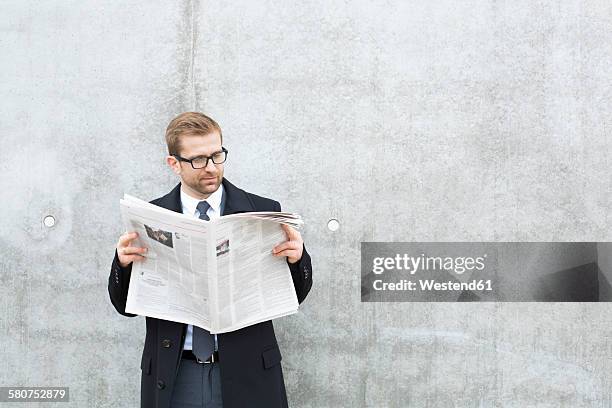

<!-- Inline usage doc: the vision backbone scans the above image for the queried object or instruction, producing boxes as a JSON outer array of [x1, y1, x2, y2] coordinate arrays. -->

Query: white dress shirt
[[180, 183, 224, 351]]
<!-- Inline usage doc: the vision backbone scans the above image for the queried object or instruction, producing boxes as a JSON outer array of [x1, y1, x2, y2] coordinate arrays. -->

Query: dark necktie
[[191, 200, 215, 361]]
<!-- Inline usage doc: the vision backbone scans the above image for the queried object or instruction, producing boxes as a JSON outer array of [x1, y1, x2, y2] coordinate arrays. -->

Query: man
[[108, 112, 313, 408]]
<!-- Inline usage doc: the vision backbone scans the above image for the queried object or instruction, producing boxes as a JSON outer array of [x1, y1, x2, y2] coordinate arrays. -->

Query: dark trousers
[[170, 358, 223, 408]]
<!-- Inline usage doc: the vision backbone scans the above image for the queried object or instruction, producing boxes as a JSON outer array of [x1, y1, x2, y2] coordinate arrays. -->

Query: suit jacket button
[[157, 380, 165, 390], [161, 339, 172, 348]]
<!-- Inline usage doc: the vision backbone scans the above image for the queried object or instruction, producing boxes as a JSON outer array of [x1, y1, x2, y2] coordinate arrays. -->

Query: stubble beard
[[190, 174, 222, 198]]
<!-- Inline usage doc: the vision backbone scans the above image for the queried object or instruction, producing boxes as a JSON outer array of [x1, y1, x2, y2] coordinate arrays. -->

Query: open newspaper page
[[120, 195, 216, 331], [211, 216, 300, 333], [119, 194, 304, 333]]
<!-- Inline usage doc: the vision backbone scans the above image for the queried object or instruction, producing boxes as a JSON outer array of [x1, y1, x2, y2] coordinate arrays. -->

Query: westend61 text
[[373, 279, 493, 291]]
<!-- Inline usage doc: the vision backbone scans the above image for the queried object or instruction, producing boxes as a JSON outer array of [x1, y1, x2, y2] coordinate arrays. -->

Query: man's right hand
[[116, 231, 148, 268]]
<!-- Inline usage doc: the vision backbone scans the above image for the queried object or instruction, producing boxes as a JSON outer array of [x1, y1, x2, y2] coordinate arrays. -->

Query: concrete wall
[[2, 1, 612, 406]]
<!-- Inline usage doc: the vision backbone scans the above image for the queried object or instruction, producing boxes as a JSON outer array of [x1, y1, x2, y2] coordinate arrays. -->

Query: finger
[[282, 224, 303, 243], [120, 231, 138, 242], [272, 241, 297, 254], [126, 253, 146, 260], [118, 232, 139, 247], [273, 249, 299, 258], [123, 254, 146, 263], [281, 224, 298, 239], [121, 246, 148, 255]]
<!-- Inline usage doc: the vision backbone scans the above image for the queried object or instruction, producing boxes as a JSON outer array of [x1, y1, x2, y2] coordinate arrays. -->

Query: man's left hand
[[272, 224, 304, 264]]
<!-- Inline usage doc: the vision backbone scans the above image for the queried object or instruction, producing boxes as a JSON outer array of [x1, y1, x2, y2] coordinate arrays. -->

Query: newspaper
[[119, 194, 303, 333]]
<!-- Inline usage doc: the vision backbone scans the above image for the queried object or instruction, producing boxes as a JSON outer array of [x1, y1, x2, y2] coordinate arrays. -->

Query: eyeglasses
[[173, 147, 228, 169]]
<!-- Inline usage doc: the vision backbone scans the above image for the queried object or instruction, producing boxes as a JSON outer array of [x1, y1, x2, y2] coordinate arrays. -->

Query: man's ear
[[165, 155, 181, 176]]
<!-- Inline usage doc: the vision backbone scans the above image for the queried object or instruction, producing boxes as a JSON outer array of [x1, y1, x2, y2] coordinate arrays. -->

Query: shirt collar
[[180, 183, 224, 217]]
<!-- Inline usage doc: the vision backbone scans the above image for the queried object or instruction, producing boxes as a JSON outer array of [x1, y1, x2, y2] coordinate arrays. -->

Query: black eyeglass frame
[[173, 147, 228, 169]]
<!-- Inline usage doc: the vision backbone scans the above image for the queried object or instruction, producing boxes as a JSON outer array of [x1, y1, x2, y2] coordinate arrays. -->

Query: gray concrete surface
[[1, 1, 612, 407]]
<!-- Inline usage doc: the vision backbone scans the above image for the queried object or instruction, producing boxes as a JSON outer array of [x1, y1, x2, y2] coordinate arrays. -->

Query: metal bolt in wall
[[43, 215, 56, 228], [327, 218, 339, 232]]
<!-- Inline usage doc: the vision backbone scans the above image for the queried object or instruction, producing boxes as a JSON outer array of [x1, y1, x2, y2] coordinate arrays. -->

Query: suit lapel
[[220, 177, 255, 215], [154, 183, 183, 213]]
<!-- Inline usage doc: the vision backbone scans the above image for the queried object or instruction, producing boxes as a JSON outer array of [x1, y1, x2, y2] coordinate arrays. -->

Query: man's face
[[166, 131, 224, 199]]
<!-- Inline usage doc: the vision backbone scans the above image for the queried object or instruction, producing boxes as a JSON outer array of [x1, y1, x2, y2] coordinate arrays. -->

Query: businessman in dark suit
[[108, 112, 313, 408]]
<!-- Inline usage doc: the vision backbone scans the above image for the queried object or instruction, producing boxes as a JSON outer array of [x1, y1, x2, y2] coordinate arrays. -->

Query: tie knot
[[196, 201, 211, 220]]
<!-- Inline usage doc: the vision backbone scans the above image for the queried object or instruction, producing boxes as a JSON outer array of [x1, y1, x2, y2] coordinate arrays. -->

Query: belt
[[182, 350, 219, 364]]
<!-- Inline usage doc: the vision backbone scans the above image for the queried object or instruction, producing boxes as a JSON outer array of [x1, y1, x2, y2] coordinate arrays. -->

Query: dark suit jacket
[[108, 178, 313, 408]]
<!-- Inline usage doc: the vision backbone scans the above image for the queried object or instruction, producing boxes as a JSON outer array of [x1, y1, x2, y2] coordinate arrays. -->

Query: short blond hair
[[165, 112, 223, 155]]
